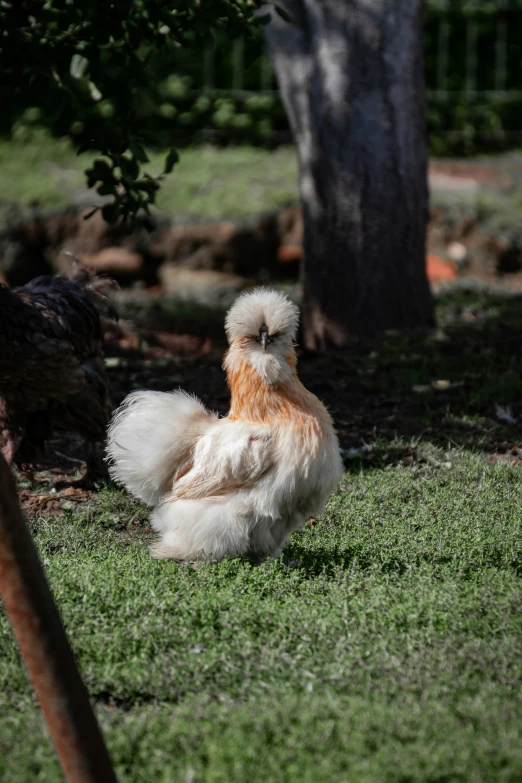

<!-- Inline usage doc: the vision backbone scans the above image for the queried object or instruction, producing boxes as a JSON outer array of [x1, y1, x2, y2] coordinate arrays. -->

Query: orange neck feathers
[[225, 347, 326, 427]]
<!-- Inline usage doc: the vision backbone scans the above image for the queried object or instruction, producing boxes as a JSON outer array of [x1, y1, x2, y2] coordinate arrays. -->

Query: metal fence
[[425, 1, 522, 99], [196, 2, 522, 95], [175, 1, 522, 150]]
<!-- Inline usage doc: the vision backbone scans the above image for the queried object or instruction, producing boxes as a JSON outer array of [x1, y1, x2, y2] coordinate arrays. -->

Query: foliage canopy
[[0, 1, 272, 226]]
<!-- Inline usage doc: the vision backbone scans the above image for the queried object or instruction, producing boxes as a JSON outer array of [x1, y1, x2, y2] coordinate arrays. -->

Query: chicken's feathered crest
[[225, 288, 299, 344]]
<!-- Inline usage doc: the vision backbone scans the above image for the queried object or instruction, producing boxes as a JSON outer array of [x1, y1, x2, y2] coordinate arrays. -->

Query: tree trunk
[[265, 0, 435, 349]]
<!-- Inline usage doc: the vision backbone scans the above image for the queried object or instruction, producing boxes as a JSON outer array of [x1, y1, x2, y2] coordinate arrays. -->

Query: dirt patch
[[19, 484, 91, 516], [0, 204, 303, 294], [4, 190, 522, 296], [429, 156, 522, 189]]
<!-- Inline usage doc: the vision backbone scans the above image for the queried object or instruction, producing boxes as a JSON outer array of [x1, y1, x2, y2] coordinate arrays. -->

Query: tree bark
[[265, 0, 435, 349]]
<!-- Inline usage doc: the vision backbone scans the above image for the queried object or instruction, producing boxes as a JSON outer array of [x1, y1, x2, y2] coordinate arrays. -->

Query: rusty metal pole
[[0, 453, 118, 783]]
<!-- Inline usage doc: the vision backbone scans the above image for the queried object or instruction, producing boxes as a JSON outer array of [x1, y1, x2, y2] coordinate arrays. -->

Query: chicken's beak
[[259, 324, 269, 350]]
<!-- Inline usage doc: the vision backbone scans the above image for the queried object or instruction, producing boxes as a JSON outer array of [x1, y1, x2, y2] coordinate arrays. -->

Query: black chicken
[[0, 262, 118, 482]]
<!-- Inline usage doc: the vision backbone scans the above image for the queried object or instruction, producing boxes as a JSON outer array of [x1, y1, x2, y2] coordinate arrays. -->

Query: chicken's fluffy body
[[0, 265, 117, 470], [108, 288, 343, 561]]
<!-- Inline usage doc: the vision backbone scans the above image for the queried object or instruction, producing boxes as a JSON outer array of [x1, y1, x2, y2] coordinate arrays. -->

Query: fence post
[[232, 38, 245, 90], [465, 0, 478, 98], [495, 1, 507, 92], [203, 40, 215, 90], [261, 45, 273, 91], [436, 0, 449, 97]]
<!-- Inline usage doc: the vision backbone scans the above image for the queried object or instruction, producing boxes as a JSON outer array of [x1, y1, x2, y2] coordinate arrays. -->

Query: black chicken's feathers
[[0, 265, 118, 468]]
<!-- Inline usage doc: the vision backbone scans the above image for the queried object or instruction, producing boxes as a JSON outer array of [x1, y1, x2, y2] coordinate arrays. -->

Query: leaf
[[97, 182, 115, 196], [87, 80, 102, 102], [432, 379, 451, 391], [76, 142, 91, 156], [274, 4, 294, 23], [141, 215, 156, 233], [130, 143, 149, 163], [70, 54, 89, 80], [134, 178, 160, 194], [104, 357, 122, 368], [163, 148, 179, 174], [101, 201, 120, 225], [119, 156, 140, 181], [432, 379, 464, 391], [87, 159, 114, 185]]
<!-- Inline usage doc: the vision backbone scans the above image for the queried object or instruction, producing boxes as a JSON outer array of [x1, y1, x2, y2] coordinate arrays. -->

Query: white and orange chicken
[[107, 288, 343, 562]]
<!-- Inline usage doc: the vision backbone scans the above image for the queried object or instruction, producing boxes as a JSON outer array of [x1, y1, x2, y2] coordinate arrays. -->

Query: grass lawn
[[6, 134, 522, 237], [1, 287, 522, 782], [0, 135, 298, 221]]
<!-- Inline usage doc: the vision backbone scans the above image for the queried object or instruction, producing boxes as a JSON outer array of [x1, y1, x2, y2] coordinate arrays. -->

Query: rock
[[180, 243, 232, 272], [102, 319, 141, 352], [0, 204, 305, 289], [148, 222, 236, 263], [80, 247, 144, 278], [278, 245, 303, 263], [277, 206, 303, 247], [53, 210, 129, 269], [158, 265, 252, 307], [447, 241, 468, 265], [44, 212, 81, 248]]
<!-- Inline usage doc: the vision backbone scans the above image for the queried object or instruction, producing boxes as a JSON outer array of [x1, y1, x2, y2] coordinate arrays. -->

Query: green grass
[[0, 134, 298, 221], [1, 457, 522, 782], [6, 133, 522, 235], [1, 289, 522, 782], [0, 135, 87, 213]]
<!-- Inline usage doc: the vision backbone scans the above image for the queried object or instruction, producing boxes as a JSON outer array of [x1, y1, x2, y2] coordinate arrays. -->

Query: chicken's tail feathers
[[106, 390, 216, 506]]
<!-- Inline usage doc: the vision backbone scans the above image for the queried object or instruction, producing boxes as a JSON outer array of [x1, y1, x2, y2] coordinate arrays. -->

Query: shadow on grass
[[298, 286, 522, 465], [108, 285, 522, 470], [285, 532, 522, 579], [283, 540, 411, 577]]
